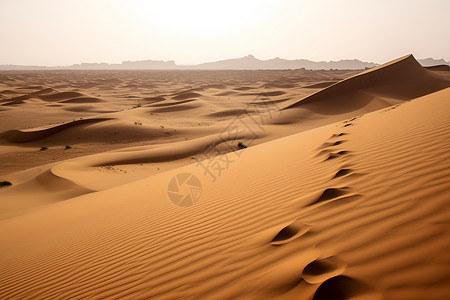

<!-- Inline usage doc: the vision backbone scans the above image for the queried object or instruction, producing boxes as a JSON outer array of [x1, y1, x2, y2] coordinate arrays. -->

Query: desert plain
[[1, 55, 450, 299]]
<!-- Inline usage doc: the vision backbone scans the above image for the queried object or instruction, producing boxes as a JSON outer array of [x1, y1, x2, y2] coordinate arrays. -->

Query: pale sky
[[0, 0, 449, 66]]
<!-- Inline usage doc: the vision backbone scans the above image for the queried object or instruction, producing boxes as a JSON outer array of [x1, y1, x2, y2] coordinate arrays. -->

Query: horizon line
[[0, 54, 448, 70]]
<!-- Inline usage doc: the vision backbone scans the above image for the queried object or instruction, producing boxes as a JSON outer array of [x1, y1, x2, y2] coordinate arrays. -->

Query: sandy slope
[[0, 68, 361, 178], [1, 87, 449, 300], [0, 56, 450, 299]]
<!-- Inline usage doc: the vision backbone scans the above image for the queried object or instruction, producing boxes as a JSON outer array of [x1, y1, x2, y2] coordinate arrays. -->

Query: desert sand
[[1, 55, 450, 299]]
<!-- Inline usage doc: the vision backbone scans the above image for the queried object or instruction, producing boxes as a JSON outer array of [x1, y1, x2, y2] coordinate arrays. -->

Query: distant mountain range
[[193, 55, 379, 70], [0, 55, 448, 70]]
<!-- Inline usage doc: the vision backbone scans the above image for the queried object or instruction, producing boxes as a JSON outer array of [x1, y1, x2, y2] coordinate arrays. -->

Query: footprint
[[318, 140, 346, 150], [332, 168, 354, 179], [343, 123, 352, 127], [316, 149, 332, 157], [312, 275, 375, 300], [343, 117, 358, 123], [385, 104, 400, 112], [331, 140, 345, 146], [330, 133, 346, 138], [270, 219, 311, 246], [302, 256, 346, 284], [309, 187, 350, 206], [325, 151, 351, 161], [313, 195, 362, 213]]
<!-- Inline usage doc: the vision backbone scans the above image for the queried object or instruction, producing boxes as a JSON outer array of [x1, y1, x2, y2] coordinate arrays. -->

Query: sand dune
[[284, 55, 449, 109], [303, 81, 338, 89], [0, 118, 114, 143], [171, 92, 202, 100], [59, 97, 103, 103], [148, 98, 195, 107], [39, 91, 85, 101], [272, 55, 449, 128], [151, 103, 201, 113], [0, 168, 93, 219], [0, 55, 449, 299], [206, 109, 253, 118]]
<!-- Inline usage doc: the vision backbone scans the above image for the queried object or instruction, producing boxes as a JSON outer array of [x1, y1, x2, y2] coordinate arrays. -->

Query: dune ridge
[[283, 54, 449, 109], [0, 118, 114, 143], [0, 167, 93, 219]]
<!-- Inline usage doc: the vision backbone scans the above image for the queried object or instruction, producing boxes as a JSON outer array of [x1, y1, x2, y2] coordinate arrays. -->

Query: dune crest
[[0, 118, 114, 143]]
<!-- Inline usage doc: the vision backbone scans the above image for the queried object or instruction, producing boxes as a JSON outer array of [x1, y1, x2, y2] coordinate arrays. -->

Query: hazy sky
[[0, 0, 449, 66]]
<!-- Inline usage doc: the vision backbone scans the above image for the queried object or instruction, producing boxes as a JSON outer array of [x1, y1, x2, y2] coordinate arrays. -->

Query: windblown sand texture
[[1, 55, 450, 299]]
